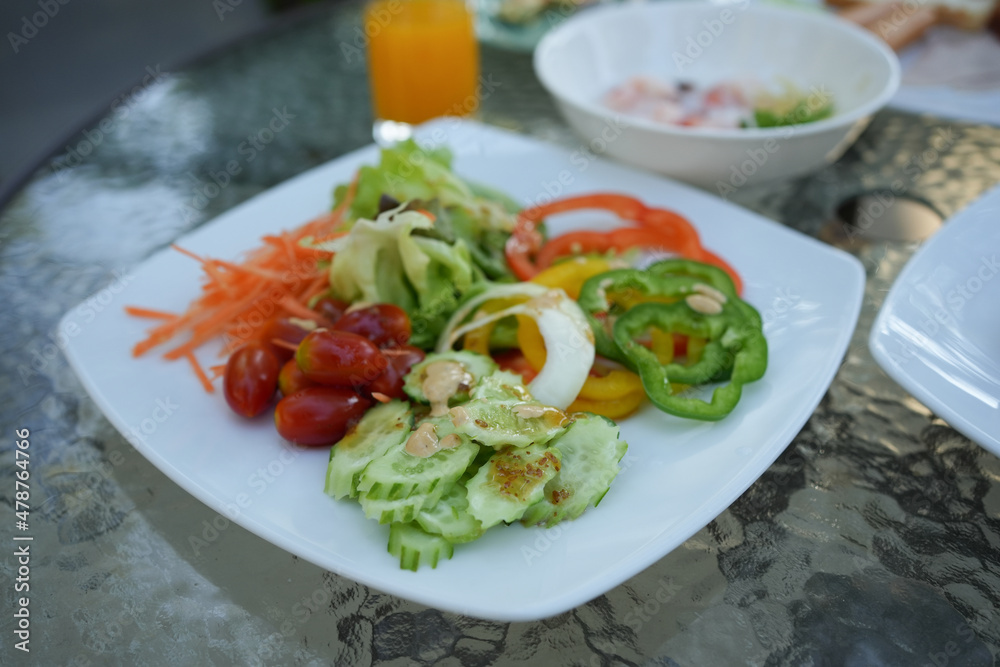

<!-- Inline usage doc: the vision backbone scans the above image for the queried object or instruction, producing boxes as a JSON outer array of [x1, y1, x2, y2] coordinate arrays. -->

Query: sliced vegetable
[[322, 206, 477, 348], [465, 444, 562, 530], [613, 300, 767, 421], [521, 414, 628, 527], [505, 192, 742, 294], [415, 482, 483, 544], [324, 400, 413, 499], [387, 521, 455, 571], [437, 284, 595, 410]]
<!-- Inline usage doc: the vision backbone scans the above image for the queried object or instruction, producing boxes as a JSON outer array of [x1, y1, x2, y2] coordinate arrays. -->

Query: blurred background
[[1, 0, 998, 205], [0, 0, 324, 200]]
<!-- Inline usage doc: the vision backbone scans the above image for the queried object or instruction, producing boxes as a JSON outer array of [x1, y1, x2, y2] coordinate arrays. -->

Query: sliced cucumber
[[465, 445, 562, 529], [469, 369, 533, 402], [521, 414, 628, 528], [361, 495, 421, 524], [403, 350, 498, 405], [416, 482, 483, 543], [454, 397, 566, 450], [387, 522, 455, 571], [357, 430, 479, 501], [324, 400, 413, 500]]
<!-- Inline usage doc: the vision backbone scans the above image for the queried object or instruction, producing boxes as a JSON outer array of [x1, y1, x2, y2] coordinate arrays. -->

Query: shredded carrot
[[184, 352, 216, 393], [124, 306, 178, 320], [128, 177, 358, 392], [270, 338, 299, 353]]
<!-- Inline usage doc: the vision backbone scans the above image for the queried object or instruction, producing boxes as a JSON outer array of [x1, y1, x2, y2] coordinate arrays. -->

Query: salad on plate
[[126, 140, 768, 570]]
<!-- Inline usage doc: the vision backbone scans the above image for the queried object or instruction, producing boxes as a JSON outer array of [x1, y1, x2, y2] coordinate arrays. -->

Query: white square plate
[[61, 119, 864, 621], [870, 185, 1000, 455]]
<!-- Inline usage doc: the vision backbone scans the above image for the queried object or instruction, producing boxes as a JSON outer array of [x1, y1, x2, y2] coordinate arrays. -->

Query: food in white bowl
[[533, 1, 900, 192], [603, 76, 835, 130]]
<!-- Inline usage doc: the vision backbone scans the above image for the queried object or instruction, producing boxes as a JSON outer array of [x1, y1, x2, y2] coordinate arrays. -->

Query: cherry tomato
[[314, 296, 349, 324], [274, 387, 372, 446], [367, 345, 426, 399], [332, 303, 411, 348], [296, 329, 388, 389], [257, 317, 311, 363], [278, 358, 317, 396], [223, 342, 280, 417]]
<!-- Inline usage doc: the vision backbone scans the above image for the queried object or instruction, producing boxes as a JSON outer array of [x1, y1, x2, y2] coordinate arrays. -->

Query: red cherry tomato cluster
[[222, 303, 425, 447]]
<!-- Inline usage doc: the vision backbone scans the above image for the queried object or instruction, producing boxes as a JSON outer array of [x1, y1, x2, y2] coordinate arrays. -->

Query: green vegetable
[[465, 444, 562, 529], [357, 433, 478, 511], [613, 300, 767, 421], [325, 352, 630, 570], [388, 521, 454, 571], [752, 83, 834, 128], [333, 139, 516, 281], [402, 350, 498, 405], [577, 258, 767, 420], [577, 267, 705, 364], [325, 208, 476, 348], [324, 400, 413, 499], [415, 482, 483, 543], [521, 414, 628, 528]]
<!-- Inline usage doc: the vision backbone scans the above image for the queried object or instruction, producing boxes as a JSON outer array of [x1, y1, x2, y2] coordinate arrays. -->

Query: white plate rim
[[869, 184, 1000, 455]]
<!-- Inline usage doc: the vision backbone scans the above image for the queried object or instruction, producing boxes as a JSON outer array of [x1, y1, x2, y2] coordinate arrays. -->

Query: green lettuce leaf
[[327, 208, 476, 348], [332, 139, 516, 281]]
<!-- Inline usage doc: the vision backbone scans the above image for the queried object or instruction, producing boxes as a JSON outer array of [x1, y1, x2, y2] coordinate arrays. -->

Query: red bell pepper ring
[[504, 192, 742, 294]]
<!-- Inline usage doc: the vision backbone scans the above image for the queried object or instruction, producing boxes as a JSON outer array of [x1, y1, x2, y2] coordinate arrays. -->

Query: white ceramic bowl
[[534, 1, 901, 192]]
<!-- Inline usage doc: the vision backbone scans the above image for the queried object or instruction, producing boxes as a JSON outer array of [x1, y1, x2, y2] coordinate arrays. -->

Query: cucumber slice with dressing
[[469, 369, 532, 402], [521, 414, 628, 528], [453, 398, 567, 450], [465, 445, 562, 529], [403, 350, 497, 406], [387, 522, 455, 571], [415, 482, 483, 543], [324, 400, 413, 500], [357, 428, 479, 501]]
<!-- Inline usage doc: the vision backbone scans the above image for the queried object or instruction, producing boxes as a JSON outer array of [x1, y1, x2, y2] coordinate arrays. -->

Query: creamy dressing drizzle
[[421, 360, 473, 417]]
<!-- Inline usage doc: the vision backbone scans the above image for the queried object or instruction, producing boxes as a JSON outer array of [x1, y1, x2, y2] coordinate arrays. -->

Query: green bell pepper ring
[[647, 258, 763, 331], [646, 258, 738, 298], [577, 268, 704, 363], [612, 301, 767, 421]]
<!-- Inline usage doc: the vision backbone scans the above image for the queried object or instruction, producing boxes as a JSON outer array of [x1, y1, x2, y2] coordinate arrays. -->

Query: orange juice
[[366, 0, 479, 124]]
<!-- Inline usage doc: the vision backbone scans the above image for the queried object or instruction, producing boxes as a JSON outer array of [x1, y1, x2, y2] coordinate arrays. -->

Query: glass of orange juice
[[365, 0, 480, 143]]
